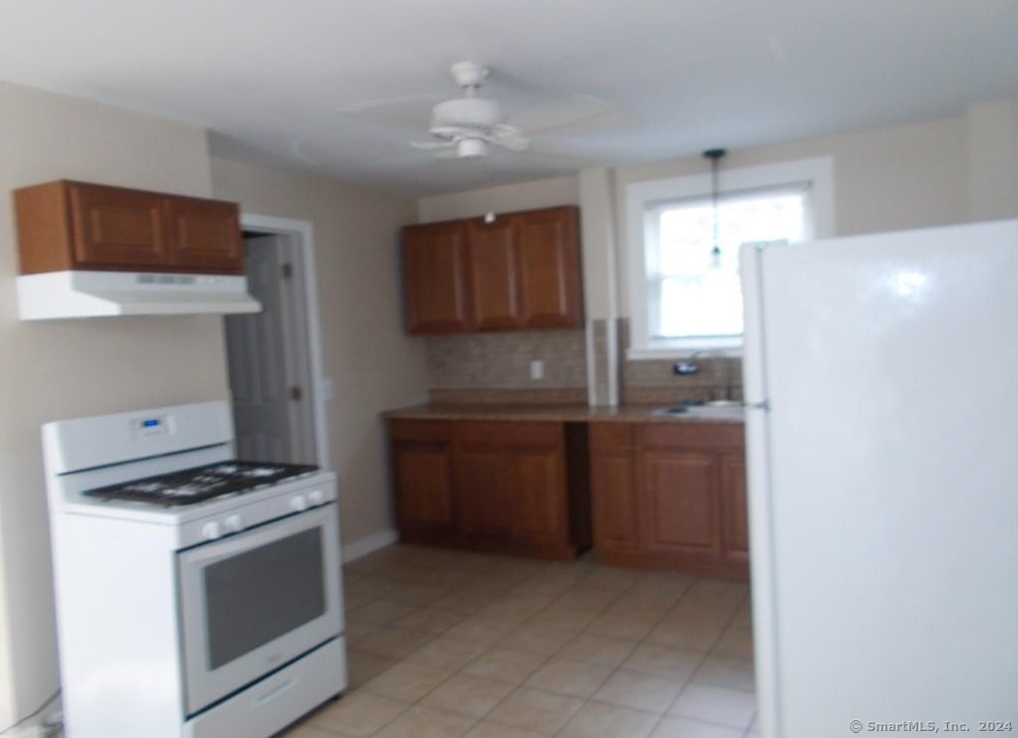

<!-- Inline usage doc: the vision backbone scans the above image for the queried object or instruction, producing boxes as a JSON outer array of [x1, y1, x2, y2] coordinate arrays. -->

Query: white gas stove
[[42, 401, 347, 738]]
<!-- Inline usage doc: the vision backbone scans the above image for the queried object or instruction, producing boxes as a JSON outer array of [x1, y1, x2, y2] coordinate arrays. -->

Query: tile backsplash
[[425, 329, 587, 403], [617, 318, 743, 405], [423, 319, 743, 406]]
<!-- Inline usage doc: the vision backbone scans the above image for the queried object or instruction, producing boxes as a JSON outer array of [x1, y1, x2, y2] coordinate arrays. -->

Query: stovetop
[[82, 461, 319, 507]]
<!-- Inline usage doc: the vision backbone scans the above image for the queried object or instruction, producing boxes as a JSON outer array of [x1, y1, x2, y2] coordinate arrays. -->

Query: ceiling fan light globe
[[457, 138, 488, 158], [431, 97, 503, 130]]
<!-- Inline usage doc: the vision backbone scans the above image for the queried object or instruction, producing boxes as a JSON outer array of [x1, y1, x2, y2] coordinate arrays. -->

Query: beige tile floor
[[282, 544, 758, 738]]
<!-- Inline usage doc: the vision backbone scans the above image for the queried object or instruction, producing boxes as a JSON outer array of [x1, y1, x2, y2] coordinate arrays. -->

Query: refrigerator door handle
[[745, 400, 770, 411]]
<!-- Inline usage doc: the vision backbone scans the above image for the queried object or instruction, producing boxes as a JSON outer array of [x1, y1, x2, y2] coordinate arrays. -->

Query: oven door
[[178, 504, 342, 716]]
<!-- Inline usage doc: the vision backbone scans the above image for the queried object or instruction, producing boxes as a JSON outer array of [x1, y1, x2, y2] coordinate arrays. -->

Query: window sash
[[644, 186, 810, 341]]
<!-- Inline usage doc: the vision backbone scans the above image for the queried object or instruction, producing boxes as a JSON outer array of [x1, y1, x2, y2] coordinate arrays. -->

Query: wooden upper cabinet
[[68, 183, 168, 269], [400, 205, 583, 334], [515, 207, 582, 328], [166, 196, 243, 272], [13, 180, 243, 275], [466, 217, 518, 330], [402, 221, 471, 334]]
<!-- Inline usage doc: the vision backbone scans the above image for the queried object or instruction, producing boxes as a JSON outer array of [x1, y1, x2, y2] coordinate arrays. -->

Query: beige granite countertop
[[382, 403, 745, 424]]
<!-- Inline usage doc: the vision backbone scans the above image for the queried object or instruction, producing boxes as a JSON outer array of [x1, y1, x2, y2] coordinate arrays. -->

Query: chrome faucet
[[674, 349, 733, 402]]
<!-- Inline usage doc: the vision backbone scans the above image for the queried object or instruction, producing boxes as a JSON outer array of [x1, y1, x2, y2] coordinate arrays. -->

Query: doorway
[[223, 214, 330, 468]]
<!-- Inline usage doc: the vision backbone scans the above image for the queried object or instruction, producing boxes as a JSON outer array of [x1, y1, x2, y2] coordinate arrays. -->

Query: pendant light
[[704, 148, 727, 268]]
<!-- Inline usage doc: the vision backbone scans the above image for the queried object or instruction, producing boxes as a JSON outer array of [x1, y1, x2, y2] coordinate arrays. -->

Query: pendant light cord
[[704, 148, 726, 263]]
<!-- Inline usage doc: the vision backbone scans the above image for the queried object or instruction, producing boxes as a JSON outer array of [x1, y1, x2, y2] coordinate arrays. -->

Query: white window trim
[[624, 156, 834, 359]]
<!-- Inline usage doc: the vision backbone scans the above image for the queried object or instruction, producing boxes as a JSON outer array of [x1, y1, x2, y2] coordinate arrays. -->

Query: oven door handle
[[253, 676, 297, 707]]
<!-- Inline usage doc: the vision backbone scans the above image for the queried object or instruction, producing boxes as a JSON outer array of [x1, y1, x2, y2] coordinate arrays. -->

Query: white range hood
[[16, 270, 262, 320]]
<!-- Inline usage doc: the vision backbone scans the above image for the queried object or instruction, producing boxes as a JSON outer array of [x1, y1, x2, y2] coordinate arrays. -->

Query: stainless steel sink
[[651, 401, 745, 419]]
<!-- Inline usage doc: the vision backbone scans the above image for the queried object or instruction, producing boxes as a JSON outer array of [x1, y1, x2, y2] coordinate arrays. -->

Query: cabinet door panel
[[510, 445, 566, 546], [393, 442, 454, 532], [69, 183, 167, 268], [641, 450, 720, 557], [515, 207, 582, 328], [466, 218, 518, 330], [455, 445, 512, 540], [167, 197, 243, 273], [402, 223, 470, 333], [591, 448, 640, 552], [720, 453, 749, 564]]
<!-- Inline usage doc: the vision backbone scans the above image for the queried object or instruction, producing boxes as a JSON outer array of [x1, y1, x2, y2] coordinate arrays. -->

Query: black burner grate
[[83, 461, 319, 507]]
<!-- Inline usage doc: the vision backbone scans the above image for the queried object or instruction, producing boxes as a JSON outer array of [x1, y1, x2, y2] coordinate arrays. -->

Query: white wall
[[209, 159, 427, 551], [0, 82, 230, 730], [966, 98, 1018, 221], [417, 175, 578, 222]]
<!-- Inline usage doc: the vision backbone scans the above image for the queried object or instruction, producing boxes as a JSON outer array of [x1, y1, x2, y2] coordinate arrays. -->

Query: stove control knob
[[224, 514, 243, 533], [308, 489, 324, 506], [291, 495, 308, 512], [201, 521, 221, 540]]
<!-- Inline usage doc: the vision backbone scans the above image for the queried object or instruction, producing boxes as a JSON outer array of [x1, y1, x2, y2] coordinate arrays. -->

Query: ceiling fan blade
[[337, 92, 441, 115], [508, 94, 612, 135], [334, 93, 443, 131], [491, 125, 530, 151], [432, 147, 464, 159], [410, 139, 455, 151]]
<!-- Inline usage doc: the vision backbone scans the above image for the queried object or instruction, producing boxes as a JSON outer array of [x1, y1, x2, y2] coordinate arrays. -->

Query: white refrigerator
[[740, 219, 1018, 738]]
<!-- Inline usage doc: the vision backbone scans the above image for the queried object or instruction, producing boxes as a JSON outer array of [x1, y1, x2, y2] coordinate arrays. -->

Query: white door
[[225, 234, 316, 464]]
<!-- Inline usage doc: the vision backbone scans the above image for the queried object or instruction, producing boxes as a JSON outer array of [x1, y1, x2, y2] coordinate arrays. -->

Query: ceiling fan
[[338, 61, 615, 159]]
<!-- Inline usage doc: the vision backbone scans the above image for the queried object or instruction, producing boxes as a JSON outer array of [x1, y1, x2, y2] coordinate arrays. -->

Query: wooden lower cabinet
[[454, 442, 513, 540], [589, 426, 640, 554], [720, 453, 750, 565], [388, 418, 582, 558], [509, 445, 568, 547], [590, 421, 749, 580], [642, 450, 721, 558], [389, 420, 455, 536]]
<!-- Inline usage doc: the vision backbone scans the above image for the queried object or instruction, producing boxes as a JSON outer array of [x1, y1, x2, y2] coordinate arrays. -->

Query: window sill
[[627, 342, 743, 362]]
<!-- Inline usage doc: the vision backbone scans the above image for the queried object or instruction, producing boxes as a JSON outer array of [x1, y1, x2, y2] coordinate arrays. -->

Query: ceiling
[[1, 0, 1016, 196]]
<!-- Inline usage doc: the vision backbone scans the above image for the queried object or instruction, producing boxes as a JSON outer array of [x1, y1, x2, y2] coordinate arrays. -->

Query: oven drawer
[[184, 637, 346, 738], [178, 504, 343, 716]]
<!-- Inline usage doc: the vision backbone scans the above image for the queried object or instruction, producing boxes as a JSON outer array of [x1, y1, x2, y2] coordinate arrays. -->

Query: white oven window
[[204, 528, 326, 669]]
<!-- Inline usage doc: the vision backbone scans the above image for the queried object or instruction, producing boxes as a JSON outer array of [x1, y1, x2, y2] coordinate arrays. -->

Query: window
[[625, 157, 833, 357]]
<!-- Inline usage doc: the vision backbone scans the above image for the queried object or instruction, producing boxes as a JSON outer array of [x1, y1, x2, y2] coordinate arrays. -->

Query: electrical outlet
[[529, 360, 544, 381]]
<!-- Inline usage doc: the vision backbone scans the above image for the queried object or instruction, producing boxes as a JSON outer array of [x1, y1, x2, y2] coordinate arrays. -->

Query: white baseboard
[[341, 529, 398, 562]]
